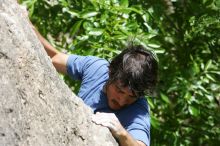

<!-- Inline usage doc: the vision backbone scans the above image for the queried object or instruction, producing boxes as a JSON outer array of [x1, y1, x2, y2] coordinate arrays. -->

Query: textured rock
[[0, 0, 118, 145]]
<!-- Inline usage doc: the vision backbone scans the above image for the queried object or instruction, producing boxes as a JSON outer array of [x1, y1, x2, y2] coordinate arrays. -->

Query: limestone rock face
[[0, 0, 118, 145]]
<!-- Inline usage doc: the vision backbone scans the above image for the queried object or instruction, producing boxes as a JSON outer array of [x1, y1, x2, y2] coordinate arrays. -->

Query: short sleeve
[[66, 55, 109, 81], [67, 55, 86, 80], [66, 54, 109, 100], [127, 119, 150, 146], [117, 98, 150, 146]]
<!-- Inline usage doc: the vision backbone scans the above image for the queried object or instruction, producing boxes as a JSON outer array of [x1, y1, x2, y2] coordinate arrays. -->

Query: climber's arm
[[32, 26, 68, 74], [21, 5, 68, 74]]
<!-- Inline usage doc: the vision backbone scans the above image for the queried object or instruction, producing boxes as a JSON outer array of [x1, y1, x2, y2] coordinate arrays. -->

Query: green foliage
[[20, 0, 162, 59], [20, 0, 220, 145], [148, 0, 220, 145]]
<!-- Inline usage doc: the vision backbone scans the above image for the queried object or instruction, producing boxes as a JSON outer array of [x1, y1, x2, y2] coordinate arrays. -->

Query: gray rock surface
[[0, 0, 118, 145]]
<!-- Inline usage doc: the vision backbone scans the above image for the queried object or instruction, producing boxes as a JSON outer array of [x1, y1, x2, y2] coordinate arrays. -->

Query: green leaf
[[88, 28, 104, 36], [209, 71, 220, 75], [154, 49, 165, 54], [63, 8, 79, 18], [160, 93, 171, 104], [70, 20, 83, 37], [193, 61, 200, 74], [89, 0, 99, 10], [83, 22, 93, 31], [206, 74, 215, 82], [100, 12, 108, 24], [151, 115, 160, 129], [129, 6, 143, 14], [77, 35, 89, 41], [198, 85, 209, 93], [188, 105, 200, 116], [104, 47, 121, 54], [142, 14, 149, 22], [81, 11, 99, 18], [21, 0, 37, 16], [143, 22, 153, 31], [147, 43, 161, 48], [184, 92, 192, 101], [45, 0, 58, 6], [205, 60, 212, 71], [204, 0, 214, 6], [145, 34, 157, 39], [112, 35, 127, 40], [205, 94, 214, 102], [59, 0, 68, 7], [120, 0, 129, 7], [146, 96, 155, 109], [28, 5, 35, 17]]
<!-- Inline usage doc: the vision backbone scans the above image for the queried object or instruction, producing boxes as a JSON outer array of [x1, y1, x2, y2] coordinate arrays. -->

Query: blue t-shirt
[[67, 55, 150, 146]]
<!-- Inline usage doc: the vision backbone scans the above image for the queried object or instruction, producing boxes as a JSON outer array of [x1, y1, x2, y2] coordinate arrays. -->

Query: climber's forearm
[[31, 26, 68, 74], [92, 113, 146, 146], [32, 27, 59, 58]]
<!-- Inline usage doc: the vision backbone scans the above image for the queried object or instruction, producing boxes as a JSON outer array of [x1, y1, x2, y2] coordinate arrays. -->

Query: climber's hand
[[92, 112, 126, 139]]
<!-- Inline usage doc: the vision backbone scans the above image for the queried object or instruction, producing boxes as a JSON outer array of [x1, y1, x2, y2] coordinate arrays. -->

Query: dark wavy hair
[[108, 45, 158, 98]]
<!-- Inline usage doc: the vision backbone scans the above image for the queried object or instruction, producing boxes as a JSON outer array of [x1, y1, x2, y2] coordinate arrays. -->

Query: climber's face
[[106, 80, 137, 110]]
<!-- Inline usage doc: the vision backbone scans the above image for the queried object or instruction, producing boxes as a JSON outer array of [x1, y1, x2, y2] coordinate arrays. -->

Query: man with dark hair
[[33, 26, 158, 146], [109, 45, 158, 98]]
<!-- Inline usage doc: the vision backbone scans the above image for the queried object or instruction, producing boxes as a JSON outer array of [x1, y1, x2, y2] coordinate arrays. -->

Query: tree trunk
[[0, 0, 118, 145]]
